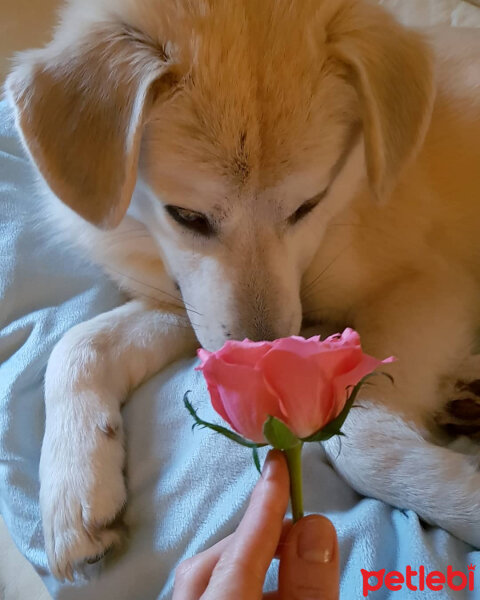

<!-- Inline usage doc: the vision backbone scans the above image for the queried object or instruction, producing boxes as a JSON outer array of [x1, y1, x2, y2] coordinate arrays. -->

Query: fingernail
[[297, 517, 335, 563], [262, 450, 281, 479]]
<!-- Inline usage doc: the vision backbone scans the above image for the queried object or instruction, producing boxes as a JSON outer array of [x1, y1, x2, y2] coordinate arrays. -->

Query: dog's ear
[[6, 24, 180, 228], [329, 3, 435, 199]]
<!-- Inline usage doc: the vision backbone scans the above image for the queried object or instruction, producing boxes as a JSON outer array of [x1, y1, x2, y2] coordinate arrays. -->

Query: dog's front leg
[[41, 299, 197, 580], [324, 270, 480, 547]]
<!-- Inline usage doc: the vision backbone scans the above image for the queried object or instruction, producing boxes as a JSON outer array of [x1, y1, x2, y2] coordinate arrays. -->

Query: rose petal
[[259, 349, 334, 438], [203, 380, 231, 424], [326, 328, 361, 348], [196, 348, 212, 369], [216, 339, 274, 367], [312, 346, 364, 380], [270, 336, 326, 359], [200, 357, 281, 443], [332, 354, 387, 416], [271, 331, 366, 383]]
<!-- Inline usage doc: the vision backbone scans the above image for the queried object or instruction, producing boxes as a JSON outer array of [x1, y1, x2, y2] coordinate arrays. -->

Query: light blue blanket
[[0, 99, 478, 600]]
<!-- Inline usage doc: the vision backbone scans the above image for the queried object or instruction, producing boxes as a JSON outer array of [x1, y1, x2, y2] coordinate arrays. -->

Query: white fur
[[41, 301, 196, 580]]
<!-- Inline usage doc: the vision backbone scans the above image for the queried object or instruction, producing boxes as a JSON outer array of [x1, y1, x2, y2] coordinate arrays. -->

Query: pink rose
[[197, 328, 393, 443]]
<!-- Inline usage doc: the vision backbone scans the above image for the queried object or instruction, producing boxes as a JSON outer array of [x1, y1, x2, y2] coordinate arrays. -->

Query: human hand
[[172, 450, 339, 599]]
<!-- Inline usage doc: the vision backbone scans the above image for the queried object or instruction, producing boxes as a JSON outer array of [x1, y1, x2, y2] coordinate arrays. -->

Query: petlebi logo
[[361, 564, 476, 597]]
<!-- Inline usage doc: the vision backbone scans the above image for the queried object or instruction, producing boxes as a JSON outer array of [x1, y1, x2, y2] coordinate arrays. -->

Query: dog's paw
[[437, 358, 480, 440], [40, 418, 127, 581], [42, 492, 126, 582]]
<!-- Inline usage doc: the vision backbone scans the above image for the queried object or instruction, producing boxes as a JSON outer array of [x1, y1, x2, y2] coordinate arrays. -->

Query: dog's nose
[[236, 321, 293, 343], [244, 328, 278, 343]]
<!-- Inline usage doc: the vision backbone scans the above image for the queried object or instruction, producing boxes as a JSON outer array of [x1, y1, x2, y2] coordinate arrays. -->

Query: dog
[[5, 0, 480, 581]]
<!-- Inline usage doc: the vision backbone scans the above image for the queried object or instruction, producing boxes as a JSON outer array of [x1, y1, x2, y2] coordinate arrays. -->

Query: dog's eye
[[165, 205, 213, 236], [288, 189, 328, 225]]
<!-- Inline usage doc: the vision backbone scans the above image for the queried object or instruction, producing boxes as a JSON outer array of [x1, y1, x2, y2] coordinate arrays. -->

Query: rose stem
[[284, 443, 304, 523]]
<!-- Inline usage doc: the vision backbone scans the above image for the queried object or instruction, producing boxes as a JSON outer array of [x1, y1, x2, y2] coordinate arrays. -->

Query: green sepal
[[301, 371, 392, 443], [183, 392, 267, 450], [263, 416, 300, 450], [252, 446, 262, 475]]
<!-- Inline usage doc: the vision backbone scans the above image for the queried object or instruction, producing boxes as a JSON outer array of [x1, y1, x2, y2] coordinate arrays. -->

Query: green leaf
[[263, 416, 300, 450], [183, 393, 267, 449], [301, 372, 389, 443]]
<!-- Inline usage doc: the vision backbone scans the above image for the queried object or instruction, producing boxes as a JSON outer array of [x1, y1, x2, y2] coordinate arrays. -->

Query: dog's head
[[6, 0, 434, 349]]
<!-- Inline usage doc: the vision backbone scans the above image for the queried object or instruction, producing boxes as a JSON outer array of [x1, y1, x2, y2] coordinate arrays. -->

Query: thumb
[[278, 515, 339, 600]]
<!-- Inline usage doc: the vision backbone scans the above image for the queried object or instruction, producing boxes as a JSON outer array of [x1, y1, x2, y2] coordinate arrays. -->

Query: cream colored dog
[[5, 0, 480, 581]]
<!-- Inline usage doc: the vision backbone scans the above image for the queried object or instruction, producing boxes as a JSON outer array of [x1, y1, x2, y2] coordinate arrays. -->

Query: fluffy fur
[[5, 0, 480, 580]]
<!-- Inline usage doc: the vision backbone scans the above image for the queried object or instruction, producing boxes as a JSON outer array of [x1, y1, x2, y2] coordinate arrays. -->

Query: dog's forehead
[[148, 56, 350, 192], [202, 17, 335, 165], [142, 0, 356, 205]]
